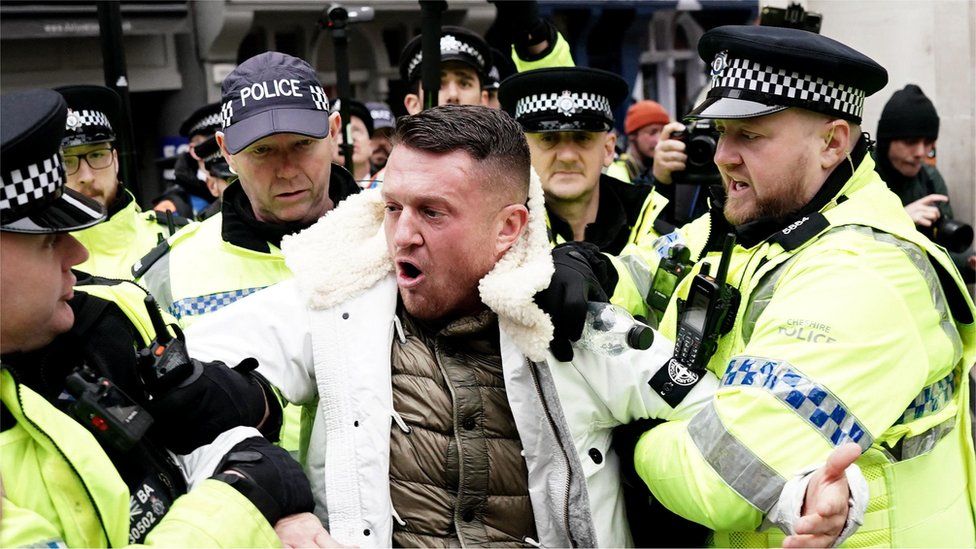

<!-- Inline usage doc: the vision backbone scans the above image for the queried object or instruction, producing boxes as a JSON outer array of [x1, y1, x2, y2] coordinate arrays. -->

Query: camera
[[930, 217, 974, 254], [759, 3, 823, 34], [671, 119, 721, 186]]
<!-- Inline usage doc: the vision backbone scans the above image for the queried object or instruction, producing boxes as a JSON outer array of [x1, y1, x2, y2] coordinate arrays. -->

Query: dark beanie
[[876, 84, 939, 141]]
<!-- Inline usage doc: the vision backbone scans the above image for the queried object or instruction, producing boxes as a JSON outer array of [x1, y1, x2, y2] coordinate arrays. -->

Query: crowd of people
[[1, 2, 974, 548]]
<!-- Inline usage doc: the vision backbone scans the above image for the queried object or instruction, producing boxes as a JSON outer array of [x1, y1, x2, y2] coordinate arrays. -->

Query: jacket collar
[[282, 169, 555, 362], [221, 165, 360, 253]]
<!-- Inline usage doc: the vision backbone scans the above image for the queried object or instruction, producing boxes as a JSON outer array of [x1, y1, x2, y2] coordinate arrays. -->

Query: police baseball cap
[[332, 98, 374, 137], [1, 89, 105, 233], [193, 135, 234, 179], [398, 26, 491, 83], [498, 67, 628, 133], [365, 102, 395, 131], [180, 102, 223, 139], [55, 85, 121, 149], [220, 51, 332, 155], [688, 25, 887, 123]]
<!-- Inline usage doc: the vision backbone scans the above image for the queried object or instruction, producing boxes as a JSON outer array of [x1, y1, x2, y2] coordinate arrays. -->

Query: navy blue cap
[[498, 67, 628, 133], [365, 101, 395, 131], [1, 89, 105, 233], [398, 26, 491, 83], [688, 25, 887, 123], [220, 51, 332, 154], [55, 85, 121, 149], [180, 102, 223, 139]]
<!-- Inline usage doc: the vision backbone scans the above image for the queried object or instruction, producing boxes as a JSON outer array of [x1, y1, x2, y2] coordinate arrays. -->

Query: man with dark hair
[[873, 84, 975, 281], [185, 105, 858, 548], [57, 85, 189, 279]]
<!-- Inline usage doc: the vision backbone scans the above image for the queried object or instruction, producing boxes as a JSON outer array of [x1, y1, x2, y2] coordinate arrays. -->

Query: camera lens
[[687, 135, 717, 168], [934, 219, 974, 254]]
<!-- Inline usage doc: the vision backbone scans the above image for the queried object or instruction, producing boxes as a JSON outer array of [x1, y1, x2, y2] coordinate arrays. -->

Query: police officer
[[55, 85, 189, 280], [134, 51, 359, 454], [0, 88, 317, 547], [399, 26, 494, 115], [134, 51, 358, 327], [365, 101, 395, 174], [499, 67, 668, 257], [153, 102, 224, 219], [631, 25, 976, 546], [189, 134, 234, 221], [331, 98, 375, 187]]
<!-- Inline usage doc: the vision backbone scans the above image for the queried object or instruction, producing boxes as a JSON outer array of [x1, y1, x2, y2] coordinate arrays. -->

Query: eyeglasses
[[63, 148, 114, 175]]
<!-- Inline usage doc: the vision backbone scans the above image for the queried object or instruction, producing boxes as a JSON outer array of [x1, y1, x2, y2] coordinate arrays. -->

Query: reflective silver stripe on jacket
[[722, 356, 873, 451], [688, 401, 784, 512]]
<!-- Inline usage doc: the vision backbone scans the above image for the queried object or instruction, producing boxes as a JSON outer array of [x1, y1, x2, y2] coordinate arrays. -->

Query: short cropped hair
[[394, 105, 530, 201]]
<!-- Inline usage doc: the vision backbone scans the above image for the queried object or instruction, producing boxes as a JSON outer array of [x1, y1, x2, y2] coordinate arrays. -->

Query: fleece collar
[[281, 169, 555, 362]]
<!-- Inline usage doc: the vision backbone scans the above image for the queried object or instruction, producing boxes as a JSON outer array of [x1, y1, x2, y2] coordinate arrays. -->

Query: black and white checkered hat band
[[66, 109, 112, 132], [515, 92, 613, 120], [712, 55, 866, 119], [1, 151, 63, 212], [190, 113, 223, 135], [407, 34, 486, 77]]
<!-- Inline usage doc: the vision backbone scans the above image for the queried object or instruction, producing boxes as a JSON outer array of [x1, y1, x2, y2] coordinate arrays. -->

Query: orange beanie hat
[[624, 100, 670, 135]]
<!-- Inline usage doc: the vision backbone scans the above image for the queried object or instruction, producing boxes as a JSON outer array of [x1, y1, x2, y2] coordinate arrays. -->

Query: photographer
[[873, 84, 975, 282]]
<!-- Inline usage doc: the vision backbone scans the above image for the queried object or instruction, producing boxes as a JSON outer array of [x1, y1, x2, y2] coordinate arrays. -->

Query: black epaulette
[[149, 210, 191, 237], [131, 239, 171, 279]]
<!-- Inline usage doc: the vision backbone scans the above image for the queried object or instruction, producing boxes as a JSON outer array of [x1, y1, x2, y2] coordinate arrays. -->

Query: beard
[[724, 158, 812, 226]]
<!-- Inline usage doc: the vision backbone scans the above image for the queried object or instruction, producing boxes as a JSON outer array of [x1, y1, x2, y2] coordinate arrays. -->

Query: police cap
[[688, 25, 887, 123], [365, 101, 395, 131], [179, 102, 223, 139], [1, 89, 104, 233], [220, 51, 332, 155], [55, 85, 121, 149], [498, 67, 628, 133], [192, 136, 233, 180], [398, 26, 491, 83]]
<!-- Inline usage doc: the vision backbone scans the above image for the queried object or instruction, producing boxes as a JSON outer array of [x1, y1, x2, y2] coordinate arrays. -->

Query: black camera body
[[930, 217, 974, 254], [671, 119, 722, 186]]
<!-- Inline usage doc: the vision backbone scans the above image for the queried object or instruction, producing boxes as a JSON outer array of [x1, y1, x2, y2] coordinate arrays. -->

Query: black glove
[[146, 357, 282, 454], [535, 242, 619, 362], [211, 437, 314, 525], [489, 0, 552, 50]]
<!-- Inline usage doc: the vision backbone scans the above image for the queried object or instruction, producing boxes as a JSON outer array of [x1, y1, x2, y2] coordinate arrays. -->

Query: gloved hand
[[488, 0, 551, 49], [212, 437, 314, 525], [535, 242, 619, 362], [146, 357, 282, 454]]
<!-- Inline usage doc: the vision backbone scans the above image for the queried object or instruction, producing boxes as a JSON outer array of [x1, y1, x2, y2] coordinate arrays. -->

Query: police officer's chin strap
[[731, 132, 870, 249]]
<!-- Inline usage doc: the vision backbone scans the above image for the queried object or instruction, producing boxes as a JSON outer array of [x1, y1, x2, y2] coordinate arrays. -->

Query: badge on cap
[[66, 109, 80, 129], [710, 51, 728, 88], [556, 91, 579, 117], [441, 35, 462, 54]]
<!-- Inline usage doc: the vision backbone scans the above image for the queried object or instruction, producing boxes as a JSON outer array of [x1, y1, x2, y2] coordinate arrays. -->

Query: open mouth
[[728, 179, 751, 195], [396, 259, 425, 288]]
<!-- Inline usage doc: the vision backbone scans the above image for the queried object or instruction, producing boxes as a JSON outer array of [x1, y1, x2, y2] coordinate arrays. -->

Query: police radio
[[65, 367, 154, 452], [138, 296, 195, 393], [650, 234, 740, 407], [648, 244, 694, 324]]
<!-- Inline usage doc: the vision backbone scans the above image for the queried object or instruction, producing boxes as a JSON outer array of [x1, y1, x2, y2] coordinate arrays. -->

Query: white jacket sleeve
[[184, 278, 318, 406], [567, 329, 718, 424]]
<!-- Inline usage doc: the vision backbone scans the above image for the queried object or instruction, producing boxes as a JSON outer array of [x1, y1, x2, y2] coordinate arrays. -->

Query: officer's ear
[[403, 93, 421, 115], [480, 89, 489, 107], [327, 112, 342, 140], [602, 131, 617, 168], [215, 132, 237, 175], [820, 119, 851, 170]]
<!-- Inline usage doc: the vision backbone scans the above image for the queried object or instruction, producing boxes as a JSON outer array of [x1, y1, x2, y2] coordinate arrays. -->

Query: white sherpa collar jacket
[[186, 171, 718, 548]]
